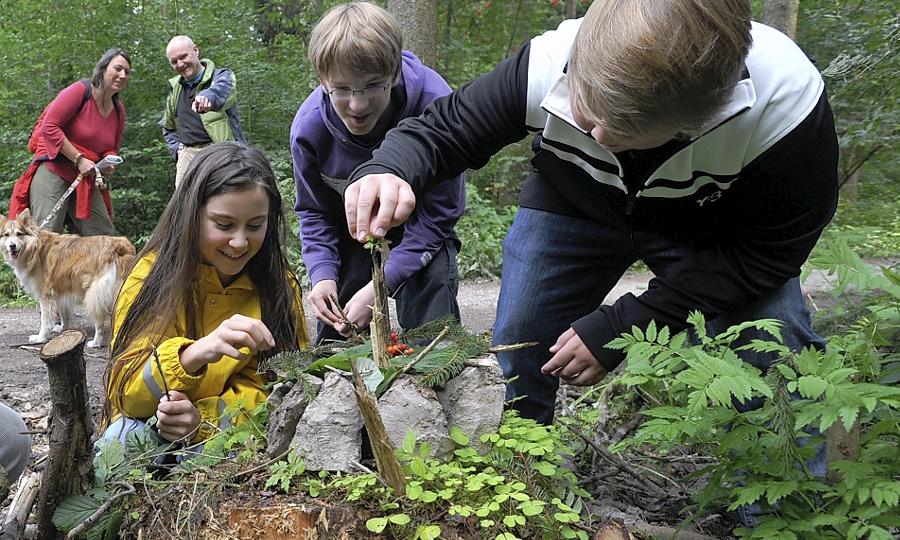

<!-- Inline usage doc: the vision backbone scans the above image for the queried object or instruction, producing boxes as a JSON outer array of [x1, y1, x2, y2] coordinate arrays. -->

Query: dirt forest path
[[0, 270, 836, 439]]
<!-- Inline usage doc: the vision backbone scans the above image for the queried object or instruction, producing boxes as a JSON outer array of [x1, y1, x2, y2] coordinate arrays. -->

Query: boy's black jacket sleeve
[[573, 93, 839, 371], [349, 45, 532, 189]]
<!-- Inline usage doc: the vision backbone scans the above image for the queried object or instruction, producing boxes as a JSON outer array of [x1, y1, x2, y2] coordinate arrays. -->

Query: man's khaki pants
[[174, 145, 206, 187]]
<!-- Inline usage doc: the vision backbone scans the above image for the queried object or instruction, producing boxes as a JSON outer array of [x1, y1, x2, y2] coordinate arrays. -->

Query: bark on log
[[350, 362, 406, 494], [36, 330, 94, 540], [370, 239, 392, 369]]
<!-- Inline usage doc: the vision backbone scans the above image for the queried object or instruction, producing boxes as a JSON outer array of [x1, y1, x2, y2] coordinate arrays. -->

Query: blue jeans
[[493, 208, 825, 424]]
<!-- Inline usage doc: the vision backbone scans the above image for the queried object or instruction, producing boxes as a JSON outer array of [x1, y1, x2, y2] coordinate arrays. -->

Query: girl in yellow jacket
[[102, 142, 308, 446]]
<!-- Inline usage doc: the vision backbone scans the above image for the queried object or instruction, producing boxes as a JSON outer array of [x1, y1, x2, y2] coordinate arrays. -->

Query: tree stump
[[36, 330, 94, 539]]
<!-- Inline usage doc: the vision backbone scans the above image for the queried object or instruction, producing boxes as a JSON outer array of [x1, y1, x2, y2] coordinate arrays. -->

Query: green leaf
[[366, 517, 388, 533], [728, 484, 766, 509], [388, 513, 411, 525], [517, 499, 546, 516], [765, 481, 799, 505], [656, 325, 670, 345], [797, 375, 828, 399], [352, 357, 384, 393], [402, 430, 417, 454], [631, 325, 645, 341], [416, 524, 441, 540], [645, 320, 657, 342], [305, 342, 372, 375], [449, 426, 470, 446], [406, 482, 424, 500], [93, 439, 125, 484], [53, 495, 102, 532]]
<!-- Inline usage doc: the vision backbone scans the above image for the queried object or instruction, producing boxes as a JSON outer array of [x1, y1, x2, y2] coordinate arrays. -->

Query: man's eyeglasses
[[325, 84, 391, 101]]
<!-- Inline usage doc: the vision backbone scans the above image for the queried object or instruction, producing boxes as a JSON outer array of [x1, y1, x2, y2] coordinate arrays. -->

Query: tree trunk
[[389, 0, 438, 67], [36, 330, 94, 540], [762, 0, 799, 39], [566, 0, 577, 20]]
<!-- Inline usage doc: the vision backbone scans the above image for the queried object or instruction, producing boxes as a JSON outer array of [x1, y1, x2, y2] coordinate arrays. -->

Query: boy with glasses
[[291, 2, 465, 342]]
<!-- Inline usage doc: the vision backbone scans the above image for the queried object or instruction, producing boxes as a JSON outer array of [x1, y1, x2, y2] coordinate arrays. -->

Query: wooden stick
[[349, 359, 405, 494], [400, 325, 450, 376], [487, 341, 538, 353], [370, 239, 392, 369], [0, 470, 41, 539], [65, 484, 136, 539], [562, 423, 670, 497], [329, 293, 359, 339], [36, 330, 94, 540]]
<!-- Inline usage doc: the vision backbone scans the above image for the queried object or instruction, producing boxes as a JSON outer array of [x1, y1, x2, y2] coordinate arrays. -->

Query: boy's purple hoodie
[[291, 51, 465, 294]]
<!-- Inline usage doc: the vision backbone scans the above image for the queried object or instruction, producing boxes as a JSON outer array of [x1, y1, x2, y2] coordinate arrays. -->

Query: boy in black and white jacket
[[343, 0, 838, 424]]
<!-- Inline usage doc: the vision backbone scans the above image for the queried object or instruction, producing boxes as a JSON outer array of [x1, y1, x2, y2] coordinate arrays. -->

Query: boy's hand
[[541, 328, 608, 386], [309, 280, 343, 327], [344, 173, 416, 243], [339, 282, 376, 336], [156, 390, 201, 442], [180, 314, 275, 373]]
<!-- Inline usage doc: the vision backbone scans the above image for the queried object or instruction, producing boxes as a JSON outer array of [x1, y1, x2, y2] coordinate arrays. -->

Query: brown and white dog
[[0, 210, 135, 348]]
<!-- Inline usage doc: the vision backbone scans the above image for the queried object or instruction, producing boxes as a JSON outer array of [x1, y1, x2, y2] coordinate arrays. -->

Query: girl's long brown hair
[[102, 142, 304, 426]]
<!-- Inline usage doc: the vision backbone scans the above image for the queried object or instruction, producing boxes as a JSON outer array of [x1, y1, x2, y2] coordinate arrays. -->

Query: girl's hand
[[156, 390, 201, 443], [180, 314, 275, 374], [340, 282, 376, 336]]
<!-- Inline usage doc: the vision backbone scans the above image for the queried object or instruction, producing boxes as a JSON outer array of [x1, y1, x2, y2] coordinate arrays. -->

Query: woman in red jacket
[[14, 48, 130, 235]]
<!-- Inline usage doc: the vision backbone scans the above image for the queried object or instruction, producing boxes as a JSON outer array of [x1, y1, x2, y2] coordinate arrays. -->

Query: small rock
[[378, 376, 452, 458], [290, 373, 362, 471], [266, 375, 322, 458], [436, 357, 505, 452]]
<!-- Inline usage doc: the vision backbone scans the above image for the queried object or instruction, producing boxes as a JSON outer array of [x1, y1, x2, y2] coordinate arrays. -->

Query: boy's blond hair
[[308, 2, 403, 80], [569, 0, 752, 139]]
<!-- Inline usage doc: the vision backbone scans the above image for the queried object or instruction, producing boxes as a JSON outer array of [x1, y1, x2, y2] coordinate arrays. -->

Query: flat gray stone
[[378, 376, 452, 458], [266, 375, 322, 458], [436, 356, 505, 452], [290, 372, 363, 471]]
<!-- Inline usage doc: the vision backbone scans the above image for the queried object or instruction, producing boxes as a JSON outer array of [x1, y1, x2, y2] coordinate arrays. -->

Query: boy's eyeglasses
[[325, 84, 391, 101]]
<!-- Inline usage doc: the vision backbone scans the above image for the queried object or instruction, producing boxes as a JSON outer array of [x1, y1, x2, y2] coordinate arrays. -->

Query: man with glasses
[[290, 2, 465, 343], [161, 35, 246, 186]]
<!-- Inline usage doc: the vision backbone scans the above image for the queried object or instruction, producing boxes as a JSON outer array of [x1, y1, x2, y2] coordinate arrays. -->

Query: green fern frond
[[416, 346, 468, 387]]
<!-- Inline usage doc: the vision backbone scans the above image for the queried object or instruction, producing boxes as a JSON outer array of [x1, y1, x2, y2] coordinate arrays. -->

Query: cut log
[[594, 521, 720, 540], [213, 502, 361, 539], [36, 330, 94, 539]]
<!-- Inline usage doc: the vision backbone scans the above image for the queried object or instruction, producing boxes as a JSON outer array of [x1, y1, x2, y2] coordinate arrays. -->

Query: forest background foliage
[[0, 0, 896, 289]]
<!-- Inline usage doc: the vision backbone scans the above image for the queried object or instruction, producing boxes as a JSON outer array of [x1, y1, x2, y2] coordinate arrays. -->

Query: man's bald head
[[166, 36, 202, 80]]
